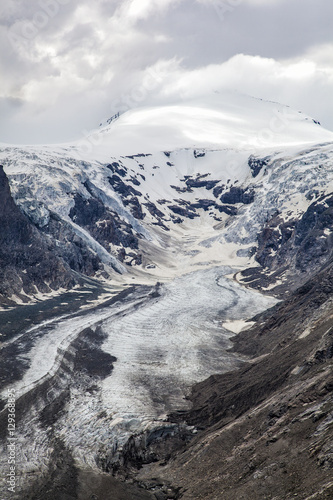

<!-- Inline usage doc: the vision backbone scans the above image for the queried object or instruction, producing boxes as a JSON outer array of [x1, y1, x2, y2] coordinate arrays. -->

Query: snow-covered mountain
[[1, 92, 333, 499], [1, 92, 333, 304]]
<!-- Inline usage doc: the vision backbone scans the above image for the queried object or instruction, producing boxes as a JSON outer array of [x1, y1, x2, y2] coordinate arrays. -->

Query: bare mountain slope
[[137, 259, 333, 500]]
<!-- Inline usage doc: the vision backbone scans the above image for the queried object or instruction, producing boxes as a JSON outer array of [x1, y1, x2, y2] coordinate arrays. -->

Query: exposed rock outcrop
[[69, 193, 141, 263], [0, 166, 77, 304]]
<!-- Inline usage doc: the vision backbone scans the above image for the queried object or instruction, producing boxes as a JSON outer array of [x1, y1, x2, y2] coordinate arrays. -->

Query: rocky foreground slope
[[141, 261, 333, 499], [0, 94, 333, 499]]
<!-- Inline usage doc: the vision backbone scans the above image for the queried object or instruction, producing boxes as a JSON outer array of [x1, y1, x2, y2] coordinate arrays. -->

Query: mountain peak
[[89, 92, 333, 156]]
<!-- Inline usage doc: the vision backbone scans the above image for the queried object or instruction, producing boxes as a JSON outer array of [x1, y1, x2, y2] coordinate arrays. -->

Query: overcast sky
[[1, 0, 333, 144]]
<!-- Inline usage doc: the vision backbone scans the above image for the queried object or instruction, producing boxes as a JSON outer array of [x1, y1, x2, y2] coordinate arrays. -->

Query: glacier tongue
[[1, 267, 276, 482], [98, 266, 277, 418]]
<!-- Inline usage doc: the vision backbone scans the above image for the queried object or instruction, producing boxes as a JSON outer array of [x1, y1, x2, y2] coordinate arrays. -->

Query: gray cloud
[[0, 0, 333, 144], [138, 0, 333, 65]]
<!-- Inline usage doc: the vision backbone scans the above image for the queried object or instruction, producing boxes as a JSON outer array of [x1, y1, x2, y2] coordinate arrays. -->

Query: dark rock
[[154, 492, 167, 500], [194, 150, 206, 158], [170, 215, 183, 224], [220, 186, 255, 205], [69, 193, 139, 251], [130, 175, 141, 186], [168, 205, 200, 219], [144, 202, 166, 220], [108, 174, 141, 198], [40, 389, 70, 428], [98, 423, 192, 474], [305, 190, 320, 201], [186, 179, 215, 189], [43, 213, 102, 276], [125, 153, 152, 159], [170, 185, 191, 194], [106, 162, 127, 177], [254, 194, 333, 282], [217, 205, 238, 216], [0, 166, 78, 303], [69, 326, 117, 377], [213, 185, 224, 198], [22, 439, 78, 500], [190, 199, 216, 211], [205, 180, 219, 190], [237, 247, 256, 258], [124, 196, 145, 220], [248, 155, 268, 178]]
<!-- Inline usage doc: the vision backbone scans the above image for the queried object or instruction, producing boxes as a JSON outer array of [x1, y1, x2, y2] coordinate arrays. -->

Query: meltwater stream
[[0, 267, 277, 493]]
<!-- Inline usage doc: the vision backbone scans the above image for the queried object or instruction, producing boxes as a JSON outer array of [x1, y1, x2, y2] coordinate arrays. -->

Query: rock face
[[0, 166, 76, 304], [220, 186, 255, 205], [248, 155, 268, 178], [69, 193, 141, 265], [0, 154, 149, 303], [247, 193, 333, 295]]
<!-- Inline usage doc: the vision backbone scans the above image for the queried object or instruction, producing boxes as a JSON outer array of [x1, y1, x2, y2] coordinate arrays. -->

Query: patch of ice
[[222, 319, 255, 334]]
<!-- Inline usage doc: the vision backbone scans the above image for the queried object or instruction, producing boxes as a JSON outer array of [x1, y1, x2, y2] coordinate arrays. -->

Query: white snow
[[79, 93, 333, 157], [222, 319, 255, 334], [299, 328, 312, 339]]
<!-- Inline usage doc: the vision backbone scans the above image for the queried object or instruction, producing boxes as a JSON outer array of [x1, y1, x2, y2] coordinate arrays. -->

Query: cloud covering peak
[[1, 0, 332, 144]]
